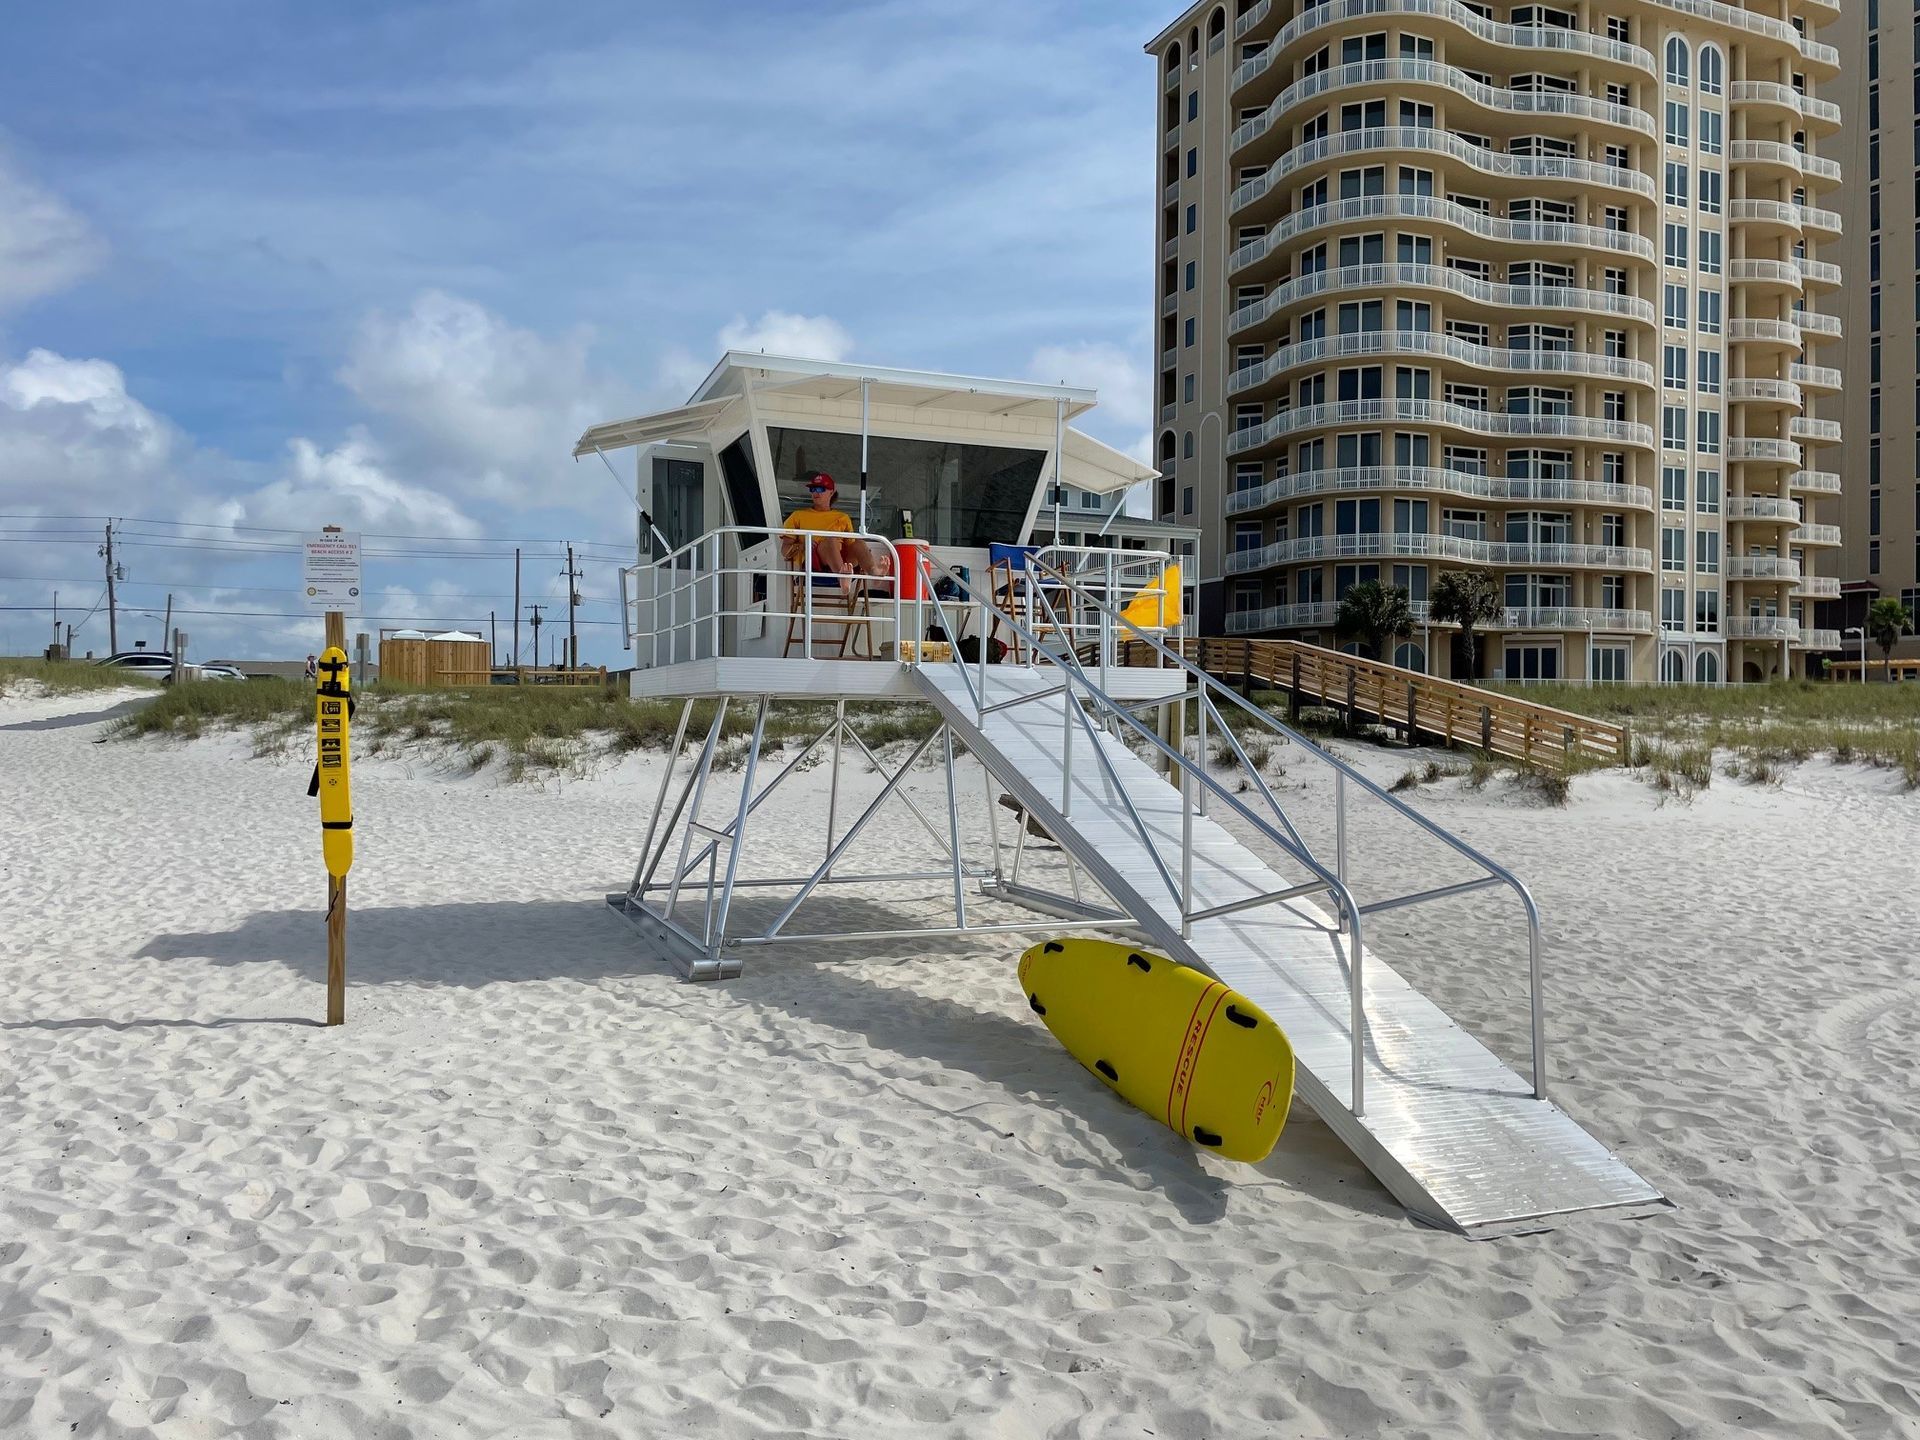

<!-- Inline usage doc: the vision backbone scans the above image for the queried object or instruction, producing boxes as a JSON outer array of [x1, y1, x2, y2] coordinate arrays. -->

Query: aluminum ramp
[[913, 664, 1662, 1236]]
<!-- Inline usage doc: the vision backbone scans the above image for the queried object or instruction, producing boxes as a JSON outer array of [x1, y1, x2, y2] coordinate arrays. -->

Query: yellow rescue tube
[[1018, 936, 1294, 1163]]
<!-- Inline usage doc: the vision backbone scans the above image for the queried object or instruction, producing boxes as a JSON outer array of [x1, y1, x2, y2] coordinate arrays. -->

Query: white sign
[[303, 531, 363, 613]]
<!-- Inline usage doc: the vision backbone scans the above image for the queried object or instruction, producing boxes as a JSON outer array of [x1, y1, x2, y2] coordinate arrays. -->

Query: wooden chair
[[784, 570, 879, 658]]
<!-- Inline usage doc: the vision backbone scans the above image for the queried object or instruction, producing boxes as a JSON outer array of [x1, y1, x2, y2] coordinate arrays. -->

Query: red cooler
[[895, 539, 930, 600]]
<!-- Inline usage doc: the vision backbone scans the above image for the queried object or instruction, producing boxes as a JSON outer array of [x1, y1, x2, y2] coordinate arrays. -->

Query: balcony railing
[[1727, 318, 1802, 346], [1232, 59, 1654, 155], [1229, 195, 1657, 276], [1728, 140, 1842, 185], [1232, 127, 1656, 217], [1233, 0, 1655, 95], [1728, 556, 1802, 582], [1789, 362, 1842, 390], [1226, 466, 1654, 516], [1225, 601, 1653, 635], [1231, 262, 1657, 337], [1226, 532, 1652, 575], [1228, 397, 1656, 456], [1727, 378, 1802, 405], [1727, 496, 1801, 522], [1789, 523, 1842, 547], [1726, 616, 1800, 641], [1233, 0, 1272, 41], [1796, 629, 1842, 650], [1728, 436, 1802, 465], [1795, 575, 1842, 598], [1790, 469, 1841, 494], [1228, 331, 1654, 396], [1727, 259, 1803, 289], [1728, 81, 1842, 129], [1790, 416, 1842, 444]]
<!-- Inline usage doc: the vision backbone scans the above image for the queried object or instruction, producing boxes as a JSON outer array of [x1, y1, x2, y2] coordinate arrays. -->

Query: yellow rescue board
[[1018, 937, 1294, 1163], [314, 646, 354, 878]]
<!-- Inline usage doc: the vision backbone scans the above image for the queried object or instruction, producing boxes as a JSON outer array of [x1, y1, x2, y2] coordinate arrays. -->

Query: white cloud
[[1027, 340, 1152, 464], [0, 154, 105, 310], [0, 349, 179, 511], [336, 290, 615, 505], [717, 310, 854, 363], [218, 430, 483, 537]]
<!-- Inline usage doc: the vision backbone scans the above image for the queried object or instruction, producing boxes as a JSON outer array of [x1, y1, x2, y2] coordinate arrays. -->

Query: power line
[[0, 603, 623, 626], [0, 511, 636, 554], [0, 574, 617, 605]]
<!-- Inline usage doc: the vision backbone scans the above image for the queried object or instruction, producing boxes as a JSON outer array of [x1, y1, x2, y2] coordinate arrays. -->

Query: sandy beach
[[2, 684, 1917, 1438]]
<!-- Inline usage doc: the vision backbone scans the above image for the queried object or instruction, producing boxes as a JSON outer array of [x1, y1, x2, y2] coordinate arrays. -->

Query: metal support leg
[[943, 726, 967, 928], [1335, 771, 1348, 933], [665, 700, 730, 920], [825, 700, 846, 876], [711, 698, 770, 958], [629, 699, 694, 900]]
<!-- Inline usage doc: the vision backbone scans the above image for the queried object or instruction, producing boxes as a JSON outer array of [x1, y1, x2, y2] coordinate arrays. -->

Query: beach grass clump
[[110, 676, 307, 740], [0, 658, 161, 698]]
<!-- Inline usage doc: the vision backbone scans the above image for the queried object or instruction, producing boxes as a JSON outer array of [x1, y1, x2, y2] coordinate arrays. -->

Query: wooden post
[[1289, 651, 1302, 723], [324, 608, 347, 1027], [1405, 680, 1418, 746], [1480, 704, 1493, 754], [1345, 666, 1358, 731]]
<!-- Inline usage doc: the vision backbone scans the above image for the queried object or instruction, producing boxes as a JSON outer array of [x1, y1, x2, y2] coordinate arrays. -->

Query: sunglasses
[[806, 483, 832, 493]]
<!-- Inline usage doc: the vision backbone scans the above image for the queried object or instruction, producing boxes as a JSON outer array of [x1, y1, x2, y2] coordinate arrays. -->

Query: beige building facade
[[1832, 0, 1919, 657], [1149, 0, 1845, 683]]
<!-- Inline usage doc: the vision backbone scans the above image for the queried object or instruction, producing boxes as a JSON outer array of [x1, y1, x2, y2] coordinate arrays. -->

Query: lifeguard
[[780, 471, 887, 592]]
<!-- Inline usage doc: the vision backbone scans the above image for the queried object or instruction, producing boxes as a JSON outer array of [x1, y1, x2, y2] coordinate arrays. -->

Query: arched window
[[1698, 44, 1723, 97], [1183, 431, 1195, 459], [1661, 649, 1685, 684], [1166, 42, 1182, 73], [1159, 430, 1177, 465], [1665, 37, 1689, 88], [1208, 8, 1226, 41], [1695, 651, 1719, 685], [1394, 641, 1427, 674], [1188, 26, 1200, 61]]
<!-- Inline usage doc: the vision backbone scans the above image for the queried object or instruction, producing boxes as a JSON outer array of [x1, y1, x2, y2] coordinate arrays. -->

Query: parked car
[[96, 652, 177, 680], [197, 663, 247, 681]]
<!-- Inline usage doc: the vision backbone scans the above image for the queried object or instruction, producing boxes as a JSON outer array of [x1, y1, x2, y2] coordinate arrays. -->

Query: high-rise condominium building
[[1833, 0, 1920, 656], [1148, 0, 1844, 683]]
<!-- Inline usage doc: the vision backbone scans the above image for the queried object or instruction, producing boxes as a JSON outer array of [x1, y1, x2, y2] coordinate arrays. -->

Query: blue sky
[[0, 0, 1169, 661]]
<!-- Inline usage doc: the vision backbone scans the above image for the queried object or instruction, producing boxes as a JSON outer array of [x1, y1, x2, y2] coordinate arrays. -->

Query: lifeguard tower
[[575, 353, 1663, 1237]]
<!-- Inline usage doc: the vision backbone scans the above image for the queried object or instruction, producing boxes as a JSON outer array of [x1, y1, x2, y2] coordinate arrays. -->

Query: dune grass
[[0, 658, 160, 698], [109, 679, 943, 778]]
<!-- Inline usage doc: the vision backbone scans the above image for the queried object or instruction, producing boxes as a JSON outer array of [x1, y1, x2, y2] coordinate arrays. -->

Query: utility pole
[[99, 521, 120, 655], [161, 593, 173, 655], [489, 610, 498, 666], [561, 544, 582, 669], [527, 603, 544, 671], [513, 547, 521, 668]]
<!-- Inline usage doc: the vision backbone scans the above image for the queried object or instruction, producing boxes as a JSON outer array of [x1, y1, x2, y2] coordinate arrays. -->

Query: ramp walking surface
[[914, 663, 1664, 1235]]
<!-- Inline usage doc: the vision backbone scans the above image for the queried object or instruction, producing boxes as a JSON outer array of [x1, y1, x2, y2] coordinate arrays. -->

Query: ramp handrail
[[908, 553, 1378, 1116], [908, 550, 1547, 1114], [1027, 556, 1548, 1105]]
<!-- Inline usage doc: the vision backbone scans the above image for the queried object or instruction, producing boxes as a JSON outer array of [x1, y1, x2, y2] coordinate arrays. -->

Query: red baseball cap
[[804, 471, 836, 493]]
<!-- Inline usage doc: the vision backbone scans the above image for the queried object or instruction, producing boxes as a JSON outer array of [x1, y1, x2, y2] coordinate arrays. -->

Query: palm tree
[[1429, 570, 1503, 680], [1335, 580, 1415, 663], [1865, 597, 1913, 681]]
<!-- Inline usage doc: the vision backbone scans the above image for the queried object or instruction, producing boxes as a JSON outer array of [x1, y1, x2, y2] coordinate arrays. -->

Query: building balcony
[[1165, 66, 1181, 94], [1727, 317, 1803, 349], [1789, 362, 1842, 392], [1726, 616, 1801, 641], [1727, 496, 1802, 523], [1728, 556, 1802, 582], [1728, 140, 1842, 188], [1727, 436, 1801, 465], [1789, 416, 1842, 445], [1231, 127, 1655, 222], [1728, 81, 1842, 133], [1228, 195, 1656, 283], [1789, 523, 1842, 548], [1233, 0, 1276, 43], [1231, 59, 1653, 163], [1797, 258, 1843, 290], [1225, 532, 1653, 576], [1161, 292, 1178, 316], [1163, 180, 1180, 206], [1228, 398, 1656, 459], [1230, 262, 1656, 342], [1796, 310, 1842, 340], [1227, 331, 1654, 400], [1790, 469, 1841, 495], [1225, 466, 1654, 517], [1223, 600, 1653, 636], [1795, 574, 1842, 599], [1234, 0, 1655, 99], [1795, 629, 1842, 650], [1727, 377, 1802, 408], [1727, 258, 1803, 295]]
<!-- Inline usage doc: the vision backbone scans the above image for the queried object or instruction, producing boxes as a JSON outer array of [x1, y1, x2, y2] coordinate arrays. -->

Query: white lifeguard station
[[575, 353, 1663, 1237]]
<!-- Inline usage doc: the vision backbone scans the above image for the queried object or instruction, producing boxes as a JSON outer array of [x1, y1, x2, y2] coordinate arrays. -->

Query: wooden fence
[[1126, 637, 1630, 771]]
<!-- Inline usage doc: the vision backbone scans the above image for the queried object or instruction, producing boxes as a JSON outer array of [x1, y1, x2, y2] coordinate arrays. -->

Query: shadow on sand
[[0, 696, 151, 733], [0, 1016, 325, 1031], [136, 892, 1397, 1226]]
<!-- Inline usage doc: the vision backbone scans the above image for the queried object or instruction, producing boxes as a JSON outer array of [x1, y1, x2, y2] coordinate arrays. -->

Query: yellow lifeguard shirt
[[784, 507, 854, 537]]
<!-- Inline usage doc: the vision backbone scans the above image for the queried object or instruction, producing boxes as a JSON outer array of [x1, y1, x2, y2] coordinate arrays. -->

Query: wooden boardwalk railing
[[1128, 637, 1630, 771]]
